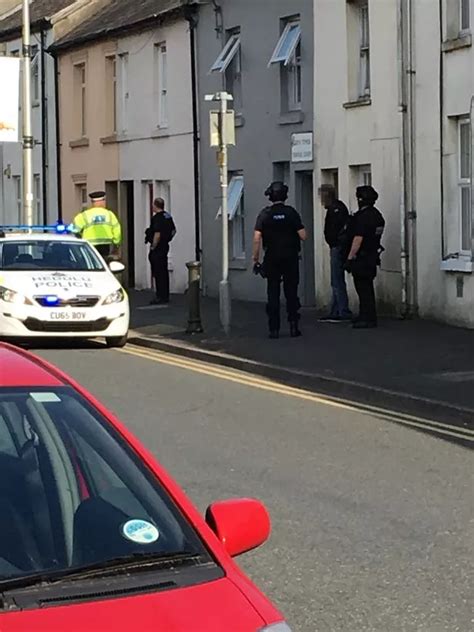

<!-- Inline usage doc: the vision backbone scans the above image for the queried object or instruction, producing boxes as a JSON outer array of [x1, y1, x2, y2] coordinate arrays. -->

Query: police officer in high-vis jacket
[[253, 182, 307, 339], [72, 191, 122, 258]]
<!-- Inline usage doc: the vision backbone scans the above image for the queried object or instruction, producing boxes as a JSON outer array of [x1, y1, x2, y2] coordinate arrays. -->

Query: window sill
[[69, 137, 89, 148], [442, 33, 472, 53], [279, 110, 305, 126], [229, 259, 247, 270], [151, 128, 171, 139], [100, 134, 118, 145], [440, 258, 473, 273], [235, 114, 245, 128], [343, 97, 372, 109]]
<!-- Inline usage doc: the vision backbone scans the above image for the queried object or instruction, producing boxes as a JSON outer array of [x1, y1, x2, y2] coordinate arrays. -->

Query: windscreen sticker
[[30, 392, 61, 403], [31, 274, 94, 289], [122, 519, 159, 545]]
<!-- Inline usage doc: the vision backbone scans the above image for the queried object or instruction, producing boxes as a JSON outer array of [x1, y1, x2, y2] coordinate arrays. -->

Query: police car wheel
[[106, 335, 128, 348]]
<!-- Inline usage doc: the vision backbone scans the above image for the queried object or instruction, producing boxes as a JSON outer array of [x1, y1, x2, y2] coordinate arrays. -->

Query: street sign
[[0, 56, 20, 143], [210, 110, 235, 147], [291, 132, 313, 163]]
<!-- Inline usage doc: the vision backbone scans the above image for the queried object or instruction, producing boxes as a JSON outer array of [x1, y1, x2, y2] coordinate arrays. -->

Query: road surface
[[36, 342, 473, 631]]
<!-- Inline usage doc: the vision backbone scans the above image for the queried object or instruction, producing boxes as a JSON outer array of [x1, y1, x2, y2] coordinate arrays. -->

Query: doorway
[[119, 181, 135, 288], [295, 170, 315, 306]]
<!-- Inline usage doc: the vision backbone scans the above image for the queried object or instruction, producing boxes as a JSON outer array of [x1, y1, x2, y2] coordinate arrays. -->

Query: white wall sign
[[291, 132, 313, 163], [0, 56, 20, 143]]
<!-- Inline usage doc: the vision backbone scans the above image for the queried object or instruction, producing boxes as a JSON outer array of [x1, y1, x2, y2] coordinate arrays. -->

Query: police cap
[[265, 181, 289, 202], [89, 190, 106, 201], [356, 185, 378, 203]]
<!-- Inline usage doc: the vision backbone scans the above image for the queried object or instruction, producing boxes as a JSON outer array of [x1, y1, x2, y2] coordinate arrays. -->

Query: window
[[350, 164, 372, 208], [223, 29, 242, 112], [210, 33, 240, 73], [358, 2, 370, 97], [459, 118, 471, 253], [75, 183, 88, 211], [155, 180, 171, 212], [13, 175, 21, 221], [155, 43, 168, 128], [269, 21, 301, 65], [31, 45, 39, 104], [74, 63, 87, 137], [270, 18, 302, 113], [119, 53, 129, 132], [460, 0, 470, 32], [0, 240, 105, 271], [0, 386, 209, 581], [34, 174, 41, 223], [105, 55, 117, 135]]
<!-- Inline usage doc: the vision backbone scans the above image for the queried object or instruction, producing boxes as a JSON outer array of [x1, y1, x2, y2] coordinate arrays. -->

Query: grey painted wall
[[196, 0, 314, 303]]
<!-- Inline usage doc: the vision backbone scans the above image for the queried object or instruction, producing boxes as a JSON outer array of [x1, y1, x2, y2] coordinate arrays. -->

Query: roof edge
[[50, 4, 186, 53]]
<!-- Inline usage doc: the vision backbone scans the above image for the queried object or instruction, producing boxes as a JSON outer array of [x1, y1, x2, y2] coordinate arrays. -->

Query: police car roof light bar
[[0, 223, 73, 234]]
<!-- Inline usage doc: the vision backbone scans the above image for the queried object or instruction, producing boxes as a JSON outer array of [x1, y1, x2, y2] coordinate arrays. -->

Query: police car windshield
[[0, 240, 105, 272]]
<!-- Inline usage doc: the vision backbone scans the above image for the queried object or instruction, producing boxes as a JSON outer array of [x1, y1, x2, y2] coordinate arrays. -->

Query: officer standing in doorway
[[72, 191, 122, 259], [345, 185, 385, 328], [146, 198, 176, 305], [253, 181, 307, 339]]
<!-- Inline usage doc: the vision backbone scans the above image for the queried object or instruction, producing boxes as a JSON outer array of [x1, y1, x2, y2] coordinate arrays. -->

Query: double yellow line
[[118, 344, 474, 444]]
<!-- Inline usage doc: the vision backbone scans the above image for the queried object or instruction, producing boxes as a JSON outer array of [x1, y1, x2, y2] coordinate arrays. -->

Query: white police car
[[0, 225, 129, 347]]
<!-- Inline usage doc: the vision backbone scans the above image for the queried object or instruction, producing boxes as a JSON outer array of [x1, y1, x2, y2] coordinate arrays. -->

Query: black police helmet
[[356, 185, 379, 204], [265, 181, 289, 202]]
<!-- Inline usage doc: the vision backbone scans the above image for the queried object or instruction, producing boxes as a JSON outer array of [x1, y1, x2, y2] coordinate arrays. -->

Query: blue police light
[[55, 223, 66, 234], [44, 295, 60, 306]]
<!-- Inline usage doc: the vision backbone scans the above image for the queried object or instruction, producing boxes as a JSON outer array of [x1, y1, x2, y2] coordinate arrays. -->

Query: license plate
[[48, 311, 87, 321]]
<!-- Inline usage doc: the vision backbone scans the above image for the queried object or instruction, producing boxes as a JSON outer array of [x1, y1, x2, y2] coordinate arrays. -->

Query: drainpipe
[[439, 0, 446, 260], [471, 95, 474, 261], [184, 4, 201, 263], [51, 50, 62, 222], [397, 0, 409, 317], [40, 26, 48, 224], [397, 0, 418, 318], [406, 0, 418, 315]]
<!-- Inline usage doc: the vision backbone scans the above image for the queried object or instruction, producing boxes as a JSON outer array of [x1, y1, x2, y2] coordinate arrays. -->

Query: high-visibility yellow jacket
[[72, 207, 122, 246]]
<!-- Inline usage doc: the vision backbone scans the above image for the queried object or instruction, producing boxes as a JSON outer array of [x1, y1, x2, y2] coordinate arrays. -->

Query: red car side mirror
[[205, 498, 271, 557]]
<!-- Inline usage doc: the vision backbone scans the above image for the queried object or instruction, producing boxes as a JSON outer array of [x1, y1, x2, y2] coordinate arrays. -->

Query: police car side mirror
[[109, 261, 125, 274]]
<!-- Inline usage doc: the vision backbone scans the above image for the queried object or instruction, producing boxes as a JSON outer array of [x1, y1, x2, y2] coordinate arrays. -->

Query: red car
[[0, 343, 290, 631]]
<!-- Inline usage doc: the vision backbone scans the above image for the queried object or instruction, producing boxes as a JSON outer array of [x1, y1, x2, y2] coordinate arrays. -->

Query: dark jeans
[[353, 274, 377, 324], [265, 255, 301, 332], [329, 246, 352, 318], [149, 250, 169, 302]]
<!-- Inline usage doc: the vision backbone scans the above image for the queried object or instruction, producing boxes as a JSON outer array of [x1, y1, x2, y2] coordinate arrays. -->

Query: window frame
[[155, 43, 168, 128], [105, 55, 117, 135], [458, 118, 472, 254], [31, 45, 40, 105], [224, 29, 242, 112], [74, 62, 87, 138], [269, 20, 302, 66], [119, 52, 129, 133], [358, 2, 371, 98], [34, 174, 41, 223], [460, 0, 471, 33], [228, 174, 245, 261], [210, 34, 241, 73], [13, 175, 22, 221]]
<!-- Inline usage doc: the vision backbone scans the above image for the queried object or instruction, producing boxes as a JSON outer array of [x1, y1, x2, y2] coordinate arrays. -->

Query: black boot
[[289, 322, 302, 337], [269, 330, 280, 339]]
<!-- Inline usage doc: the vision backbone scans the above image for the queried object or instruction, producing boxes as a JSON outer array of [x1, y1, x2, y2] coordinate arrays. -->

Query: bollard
[[186, 261, 203, 334]]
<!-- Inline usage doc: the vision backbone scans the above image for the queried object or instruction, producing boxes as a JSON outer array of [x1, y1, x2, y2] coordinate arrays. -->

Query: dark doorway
[[295, 170, 315, 306], [119, 181, 135, 288]]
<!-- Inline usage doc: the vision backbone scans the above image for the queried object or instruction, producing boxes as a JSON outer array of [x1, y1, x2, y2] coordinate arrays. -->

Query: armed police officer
[[72, 191, 122, 259], [253, 181, 307, 339], [345, 185, 385, 329], [145, 198, 176, 305]]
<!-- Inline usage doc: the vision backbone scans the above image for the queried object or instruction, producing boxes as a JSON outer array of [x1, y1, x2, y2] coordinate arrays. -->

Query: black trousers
[[95, 244, 112, 258], [265, 255, 301, 332], [149, 250, 170, 302], [353, 274, 377, 324]]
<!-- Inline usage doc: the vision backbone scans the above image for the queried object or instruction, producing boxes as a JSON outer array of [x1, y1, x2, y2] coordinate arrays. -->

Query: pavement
[[36, 343, 474, 632], [129, 290, 474, 429]]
